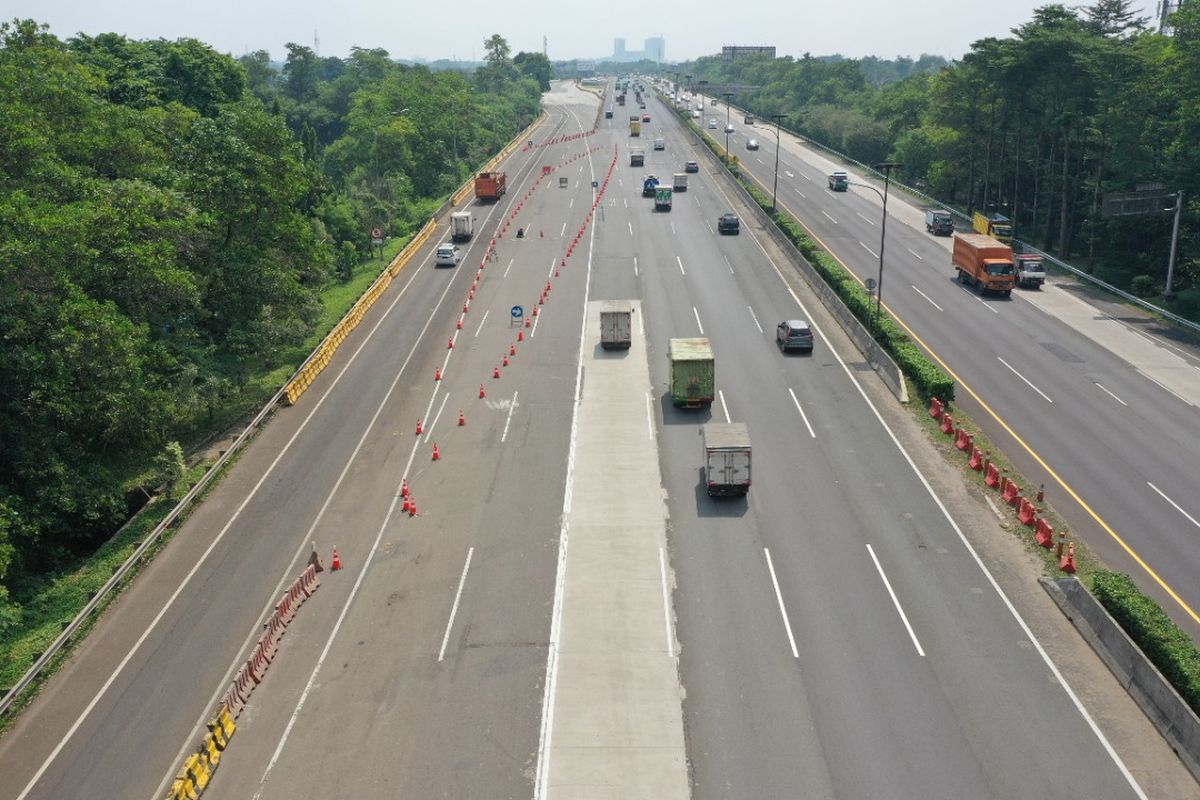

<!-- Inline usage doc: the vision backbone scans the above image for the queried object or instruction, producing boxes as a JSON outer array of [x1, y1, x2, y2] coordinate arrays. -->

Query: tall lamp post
[[723, 92, 733, 162], [770, 113, 786, 210], [848, 161, 903, 335]]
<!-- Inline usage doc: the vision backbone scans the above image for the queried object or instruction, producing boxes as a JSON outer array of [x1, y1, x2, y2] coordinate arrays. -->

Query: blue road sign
[[511, 305, 524, 318]]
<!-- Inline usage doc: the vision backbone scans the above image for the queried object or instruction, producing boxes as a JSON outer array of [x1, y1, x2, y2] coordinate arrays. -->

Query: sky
[[13, 1, 1162, 63]]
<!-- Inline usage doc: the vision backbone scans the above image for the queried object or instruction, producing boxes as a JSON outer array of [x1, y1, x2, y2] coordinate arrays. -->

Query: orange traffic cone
[[448, 337, 454, 349], [493, 365, 501, 379], [456, 318, 463, 330], [401, 479, 410, 498], [510, 343, 516, 356], [458, 409, 465, 426], [432, 443, 440, 461], [1059, 542, 1077, 573], [402, 496, 411, 513], [524, 317, 531, 328], [331, 547, 342, 571], [415, 418, 423, 435], [503, 354, 509, 367], [434, 367, 442, 381], [408, 499, 417, 517], [479, 383, 487, 398], [517, 329, 524, 342]]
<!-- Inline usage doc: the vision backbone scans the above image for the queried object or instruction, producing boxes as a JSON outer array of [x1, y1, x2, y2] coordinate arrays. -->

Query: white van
[[435, 242, 459, 267]]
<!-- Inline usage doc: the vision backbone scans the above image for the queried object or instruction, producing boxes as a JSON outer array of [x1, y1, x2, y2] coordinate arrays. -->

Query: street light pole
[[723, 92, 733, 162], [770, 113, 785, 210], [847, 161, 902, 337]]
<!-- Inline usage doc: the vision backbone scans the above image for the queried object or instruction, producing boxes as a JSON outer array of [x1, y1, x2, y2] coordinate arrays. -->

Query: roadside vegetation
[[0, 20, 547, 682]]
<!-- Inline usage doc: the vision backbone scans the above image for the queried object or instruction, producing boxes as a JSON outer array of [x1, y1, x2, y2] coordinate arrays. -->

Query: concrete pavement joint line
[[907, 247, 924, 260], [251, 479, 404, 800], [748, 304, 764, 333], [534, 98, 593, 800], [677, 255, 685, 276], [659, 548, 674, 658], [787, 388, 816, 439], [1147, 482, 1200, 530], [912, 286, 943, 312], [1095, 382, 1129, 406], [1140, 370, 1194, 407], [718, 389, 731, 423], [727, 157, 1150, 793], [763, 548, 800, 659], [438, 547, 475, 662], [474, 308, 490, 336], [147, 167, 529, 793], [997, 356, 1054, 403], [865, 544, 926, 657], [500, 391, 519, 444], [822, 210, 838, 224], [693, 306, 704, 335], [424, 392, 450, 443], [860, 241, 878, 259]]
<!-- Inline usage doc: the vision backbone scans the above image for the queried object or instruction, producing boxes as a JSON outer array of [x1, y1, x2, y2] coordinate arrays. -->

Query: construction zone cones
[[432, 443, 440, 461], [510, 343, 517, 356], [503, 354, 509, 367], [402, 495, 411, 513], [1059, 542, 1077, 573], [458, 409, 466, 426], [434, 367, 442, 381], [493, 365, 501, 379], [331, 547, 342, 571], [448, 337, 454, 349], [401, 479, 410, 498], [409, 499, 417, 517], [415, 418, 423, 435], [479, 383, 487, 398], [456, 318, 463, 330]]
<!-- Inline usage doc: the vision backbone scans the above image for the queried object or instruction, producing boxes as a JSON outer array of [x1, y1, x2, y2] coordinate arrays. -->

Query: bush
[[1167, 287, 1200, 323], [1129, 274, 1157, 298], [1092, 571, 1200, 716]]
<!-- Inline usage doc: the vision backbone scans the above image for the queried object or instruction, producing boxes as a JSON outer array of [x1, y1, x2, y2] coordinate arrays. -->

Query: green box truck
[[668, 337, 714, 408]]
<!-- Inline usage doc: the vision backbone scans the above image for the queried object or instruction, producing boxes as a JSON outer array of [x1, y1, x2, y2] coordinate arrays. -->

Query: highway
[[696, 92, 1200, 641], [0, 81, 1194, 799]]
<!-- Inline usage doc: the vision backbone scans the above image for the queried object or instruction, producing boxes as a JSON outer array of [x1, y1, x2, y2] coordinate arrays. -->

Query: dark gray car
[[776, 320, 813, 352]]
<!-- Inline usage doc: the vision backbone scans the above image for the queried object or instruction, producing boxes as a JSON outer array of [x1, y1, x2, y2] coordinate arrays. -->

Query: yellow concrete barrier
[[209, 706, 236, 749]]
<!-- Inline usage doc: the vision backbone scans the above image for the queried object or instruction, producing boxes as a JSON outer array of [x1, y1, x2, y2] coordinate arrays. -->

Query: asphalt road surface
[[701, 94, 1200, 643], [0, 81, 1194, 800]]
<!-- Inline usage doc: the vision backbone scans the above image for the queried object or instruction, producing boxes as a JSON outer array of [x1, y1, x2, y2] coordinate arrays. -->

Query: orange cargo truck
[[953, 233, 1015, 297], [474, 171, 507, 201]]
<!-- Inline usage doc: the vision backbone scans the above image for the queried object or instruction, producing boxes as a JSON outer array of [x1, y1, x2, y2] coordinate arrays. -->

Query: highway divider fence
[[167, 563, 320, 799]]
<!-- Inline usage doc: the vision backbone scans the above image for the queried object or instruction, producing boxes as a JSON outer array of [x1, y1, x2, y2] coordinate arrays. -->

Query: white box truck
[[599, 301, 633, 350], [703, 423, 751, 497], [450, 211, 474, 242], [673, 173, 688, 192]]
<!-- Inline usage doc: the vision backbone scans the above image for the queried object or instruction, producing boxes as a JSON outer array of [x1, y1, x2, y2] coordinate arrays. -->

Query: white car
[[708, 119, 718, 129], [724, 123, 735, 134], [435, 242, 459, 267]]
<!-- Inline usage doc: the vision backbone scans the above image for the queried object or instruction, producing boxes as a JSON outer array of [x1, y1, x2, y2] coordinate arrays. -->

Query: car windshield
[[987, 263, 1015, 276]]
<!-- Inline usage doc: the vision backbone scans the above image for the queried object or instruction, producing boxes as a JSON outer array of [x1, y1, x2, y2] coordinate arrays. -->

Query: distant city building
[[722, 45, 777, 61], [607, 36, 665, 63]]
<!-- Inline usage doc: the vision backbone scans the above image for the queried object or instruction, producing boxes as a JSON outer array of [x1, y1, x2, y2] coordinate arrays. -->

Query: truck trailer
[[450, 211, 474, 242], [599, 301, 633, 350], [702, 423, 751, 497], [654, 186, 673, 211], [953, 234, 1015, 296], [668, 337, 714, 408], [630, 148, 645, 167], [474, 172, 507, 201], [924, 209, 954, 236]]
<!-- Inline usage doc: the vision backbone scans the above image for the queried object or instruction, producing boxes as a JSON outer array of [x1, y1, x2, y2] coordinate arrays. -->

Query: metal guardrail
[[710, 97, 1200, 337]]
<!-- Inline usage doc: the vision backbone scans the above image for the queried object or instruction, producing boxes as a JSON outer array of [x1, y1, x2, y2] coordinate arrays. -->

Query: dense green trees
[[681, 2, 1198, 313], [0, 23, 540, 630]]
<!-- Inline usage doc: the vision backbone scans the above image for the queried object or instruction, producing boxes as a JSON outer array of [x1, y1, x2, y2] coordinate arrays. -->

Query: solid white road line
[[865, 544, 926, 657], [501, 390, 519, 443], [822, 210, 838, 225], [438, 547, 475, 662], [658, 547, 674, 658], [747, 305, 764, 333], [693, 306, 704, 335], [474, 308, 490, 336], [1140, 371, 1194, 407], [787, 389, 816, 438], [860, 241, 878, 259], [645, 390, 654, 439], [763, 548, 799, 658], [1147, 482, 1200, 529], [677, 255, 686, 276], [424, 393, 449, 442], [997, 356, 1054, 403], [912, 286, 943, 312], [718, 390, 731, 423], [1094, 382, 1128, 406]]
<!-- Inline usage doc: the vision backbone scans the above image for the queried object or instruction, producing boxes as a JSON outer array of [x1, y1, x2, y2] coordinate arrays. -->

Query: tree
[[514, 51, 551, 91]]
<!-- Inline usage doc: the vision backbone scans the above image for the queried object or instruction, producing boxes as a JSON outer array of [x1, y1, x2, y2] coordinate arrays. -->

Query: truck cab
[[828, 171, 849, 191], [642, 175, 659, 197], [1015, 254, 1046, 289]]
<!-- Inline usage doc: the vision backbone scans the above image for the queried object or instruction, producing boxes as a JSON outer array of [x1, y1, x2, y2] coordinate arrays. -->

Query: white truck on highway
[[450, 211, 474, 242], [702, 423, 752, 497], [673, 173, 688, 192], [599, 301, 633, 350]]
